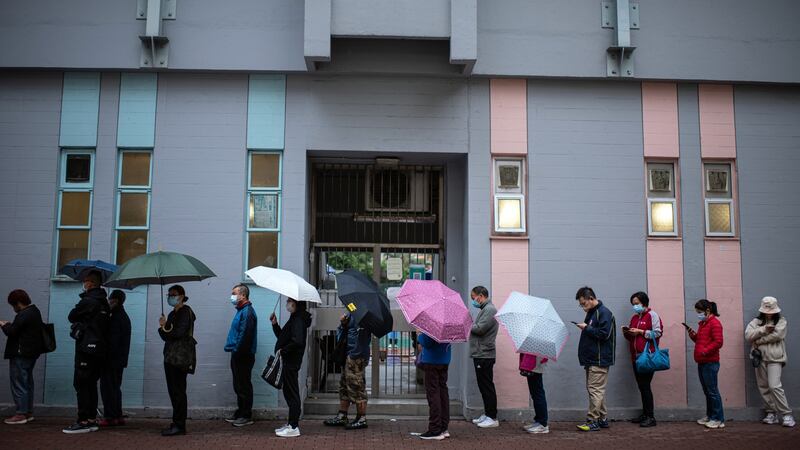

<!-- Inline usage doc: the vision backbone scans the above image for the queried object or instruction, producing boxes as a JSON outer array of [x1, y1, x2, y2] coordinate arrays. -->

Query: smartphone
[[681, 322, 691, 329], [622, 326, 630, 332]]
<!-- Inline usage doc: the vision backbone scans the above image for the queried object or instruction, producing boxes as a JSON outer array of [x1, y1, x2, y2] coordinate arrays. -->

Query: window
[[704, 162, 735, 237], [246, 152, 281, 269], [55, 150, 95, 273], [115, 151, 152, 264], [493, 158, 526, 234], [646, 162, 678, 236]]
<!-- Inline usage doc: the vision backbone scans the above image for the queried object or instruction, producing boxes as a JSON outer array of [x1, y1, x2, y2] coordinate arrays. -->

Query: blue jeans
[[10, 357, 37, 415], [526, 373, 548, 427], [698, 362, 724, 422]]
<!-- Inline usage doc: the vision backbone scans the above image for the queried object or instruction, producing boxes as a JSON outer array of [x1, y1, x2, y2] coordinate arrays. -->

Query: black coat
[[273, 310, 312, 369], [2, 304, 44, 360], [68, 288, 111, 357], [158, 305, 195, 358], [106, 305, 132, 369]]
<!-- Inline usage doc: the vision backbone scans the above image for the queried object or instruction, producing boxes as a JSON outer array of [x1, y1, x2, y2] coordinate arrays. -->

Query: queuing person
[[63, 271, 110, 434], [99, 290, 131, 427], [686, 299, 725, 429], [623, 291, 662, 427], [574, 286, 616, 432], [745, 296, 794, 427], [519, 353, 549, 434], [1, 289, 44, 425], [272, 299, 312, 438], [415, 333, 452, 441], [469, 286, 499, 429], [323, 312, 372, 430], [224, 284, 258, 428], [158, 285, 196, 436]]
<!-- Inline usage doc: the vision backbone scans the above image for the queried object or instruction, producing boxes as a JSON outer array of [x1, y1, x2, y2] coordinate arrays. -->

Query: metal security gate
[[308, 162, 444, 398]]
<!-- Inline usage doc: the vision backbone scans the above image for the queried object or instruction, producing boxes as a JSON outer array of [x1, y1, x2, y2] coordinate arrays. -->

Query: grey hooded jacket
[[469, 300, 498, 359]]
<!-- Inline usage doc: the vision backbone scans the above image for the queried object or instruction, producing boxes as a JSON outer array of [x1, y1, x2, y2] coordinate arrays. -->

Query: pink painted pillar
[[489, 78, 529, 408], [699, 84, 746, 408], [641, 82, 688, 407]]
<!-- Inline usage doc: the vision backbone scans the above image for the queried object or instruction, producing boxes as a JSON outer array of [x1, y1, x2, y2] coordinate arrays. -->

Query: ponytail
[[695, 299, 720, 317]]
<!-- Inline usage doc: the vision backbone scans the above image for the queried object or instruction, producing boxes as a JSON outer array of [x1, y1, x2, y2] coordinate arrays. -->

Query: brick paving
[[2, 417, 798, 450]]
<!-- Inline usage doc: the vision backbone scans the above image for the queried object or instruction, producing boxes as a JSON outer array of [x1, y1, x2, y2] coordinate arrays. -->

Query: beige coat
[[744, 316, 788, 364]]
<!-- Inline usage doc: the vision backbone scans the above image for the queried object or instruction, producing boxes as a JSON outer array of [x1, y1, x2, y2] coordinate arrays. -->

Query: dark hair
[[85, 270, 102, 286], [758, 312, 780, 327], [109, 289, 126, 304], [288, 299, 309, 315], [234, 283, 250, 299], [695, 299, 720, 317], [576, 286, 596, 301], [630, 291, 650, 307], [7, 289, 31, 306], [168, 284, 188, 302], [471, 286, 489, 298]]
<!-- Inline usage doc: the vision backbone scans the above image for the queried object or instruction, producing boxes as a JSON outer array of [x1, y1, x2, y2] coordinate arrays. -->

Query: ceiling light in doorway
[[375, 157, 400, 167]]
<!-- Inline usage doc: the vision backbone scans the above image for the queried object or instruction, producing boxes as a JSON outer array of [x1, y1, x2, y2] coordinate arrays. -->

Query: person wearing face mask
[[745, 296, 794, 428], [622, 291, 662, 427], [1, 289, 44, 425], [685, 299, 725, 429], [322, 312, 371, 430], [271, 298, 312, 438], [468, 285, 499, 429], [223, 284, 258, 428], [63, 270, 110, 434], [158, 285, 196, 436], [98, 290, 131, 428]]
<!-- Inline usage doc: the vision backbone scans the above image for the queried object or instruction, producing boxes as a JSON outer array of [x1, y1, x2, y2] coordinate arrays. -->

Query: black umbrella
[[335, 269, 394, 338]]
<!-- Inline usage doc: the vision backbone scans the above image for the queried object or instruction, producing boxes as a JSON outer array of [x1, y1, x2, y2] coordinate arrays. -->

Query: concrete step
[[304, 396, 463, 417]]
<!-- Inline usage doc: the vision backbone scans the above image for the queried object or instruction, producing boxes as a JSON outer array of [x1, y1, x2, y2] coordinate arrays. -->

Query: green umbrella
[[104, 251, 217, 314]]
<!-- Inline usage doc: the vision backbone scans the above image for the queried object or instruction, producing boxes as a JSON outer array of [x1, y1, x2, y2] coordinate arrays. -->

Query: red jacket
[[689, 315, 724, 363], [624, 309, 662, 362]]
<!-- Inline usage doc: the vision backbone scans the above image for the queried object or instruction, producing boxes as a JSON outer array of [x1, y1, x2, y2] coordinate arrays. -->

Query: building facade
[[1, 0, 798, 419]]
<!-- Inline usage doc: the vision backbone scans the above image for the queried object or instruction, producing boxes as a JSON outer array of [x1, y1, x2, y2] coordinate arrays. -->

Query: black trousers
[[164, 362, 188, 429], [473, 358, 497, 419], [74, 353, 103, 422], [633, 364, 655, 418], [423, 364, 450, 434], [100, 366, 124, 419], [282, 366, 301, 427], [230, 352, 255, 419]]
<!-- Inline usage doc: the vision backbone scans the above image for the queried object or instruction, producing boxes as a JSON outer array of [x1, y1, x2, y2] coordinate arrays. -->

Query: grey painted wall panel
[[528, 80, 647, 408], [735, 85, 800, 408], [331, 0, 450, 38]]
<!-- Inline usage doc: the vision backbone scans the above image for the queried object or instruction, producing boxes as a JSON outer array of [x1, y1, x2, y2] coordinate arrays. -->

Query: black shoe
[[597, 418, 610, 428], [62, 421, 99, 434], [631, 414, 646, 424], [345, 418, 368, 430], [161, 424, 186, 436], [418, 431, 445, 441], [640, 417, 657, 428], [323, 414, 348, 427]]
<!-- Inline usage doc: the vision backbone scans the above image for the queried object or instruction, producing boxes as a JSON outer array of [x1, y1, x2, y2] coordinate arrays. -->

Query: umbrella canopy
[[244, 266, 321, 304], [335, 269, 393, 338], [58, 259, 118, 283], [395, 279, 471, 343], [495, 291, 569, 361]]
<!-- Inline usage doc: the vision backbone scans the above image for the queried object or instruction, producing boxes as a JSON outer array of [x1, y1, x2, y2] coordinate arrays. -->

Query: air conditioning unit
[[364, 168, 431, 212]]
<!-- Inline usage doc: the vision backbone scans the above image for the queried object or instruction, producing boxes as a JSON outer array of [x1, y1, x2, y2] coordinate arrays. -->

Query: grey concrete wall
[[735, 85, 800, 408], [331, 0, 450, 38], [527, 80, 647, 409]]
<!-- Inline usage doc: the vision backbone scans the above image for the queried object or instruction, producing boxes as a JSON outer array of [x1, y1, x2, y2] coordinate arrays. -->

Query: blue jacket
[[337, 316, 371, 360], [225, 302, 257, 355], [578, 300, 616, 367], [418, 333, 451, 365]]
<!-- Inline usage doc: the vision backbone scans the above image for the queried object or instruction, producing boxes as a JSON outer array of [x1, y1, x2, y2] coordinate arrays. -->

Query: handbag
[[41, 323, 57, 353], [261, 350, 284, 389], [164, 311, 197, 374], [750, 347, 763, 368], [635, 336, 670, 373]]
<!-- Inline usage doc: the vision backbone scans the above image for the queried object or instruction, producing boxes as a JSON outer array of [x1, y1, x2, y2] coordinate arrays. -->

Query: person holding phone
[[745, 297, 794, 427], [622, 292, 662, 428], [686, 299, 725, 429]]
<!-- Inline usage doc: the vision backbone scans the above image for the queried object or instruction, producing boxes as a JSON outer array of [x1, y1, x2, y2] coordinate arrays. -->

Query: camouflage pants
[[339, 356, 368, 403]]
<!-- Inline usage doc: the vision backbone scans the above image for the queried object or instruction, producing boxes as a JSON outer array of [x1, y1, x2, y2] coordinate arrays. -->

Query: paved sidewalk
[[2, 417, 797, 450]]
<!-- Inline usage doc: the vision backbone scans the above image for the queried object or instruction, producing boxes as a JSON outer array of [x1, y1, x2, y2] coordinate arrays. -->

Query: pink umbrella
[[395, 279, 472, 343]]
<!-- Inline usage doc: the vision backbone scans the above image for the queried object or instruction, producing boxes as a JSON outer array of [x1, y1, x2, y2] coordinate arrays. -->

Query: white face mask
[[286, 302, 296, 314], [230, 295, 238, 305]]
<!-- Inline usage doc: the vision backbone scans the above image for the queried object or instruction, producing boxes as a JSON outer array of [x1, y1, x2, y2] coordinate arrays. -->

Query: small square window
[[65, 154, 91, 184], [116, 230, 148, 265], [59, 191, 91, 227], [250, 153, 281, 189], [249, 193, 279, 229], [706, 201, 734, 235], [118, 192, 150, 227], [706, 168, 730, 194], [495, 195, 525, 233], [120, 152, 152, 187], [494, 159, 523, 193], [248, 231, 279, 269], [57, 229, 89, 269], [649, 200, 676, 235]]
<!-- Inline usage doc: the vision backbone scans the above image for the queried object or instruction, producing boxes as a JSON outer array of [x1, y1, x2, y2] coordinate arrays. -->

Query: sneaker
[[477, 417, 499, 428], [442, 430, 450, 438], [275, 424, 290, 433], [418, 431, 445, 440], [639, 417, 657, 428], [232, 417, 254, 427], [597, 418, 610, 428], [705, 420, 725, 429], [4, 414, 29, 425], [224, 416, 238, 423], [323, 414, 348, 427], [697, 416, 710, 425], [62, 421, 99, 434], [526, 423, 550, 434], [161, 424, 186, 436], [762, 413, 779, 424], [523, 421, 541, 432], [25, 415, 34, 423], [782, 415, 796, 428], [472, 414, 487, 424], [345, 418, 368, 430], [576, 421, 600, 432], [276, 426, 300, 437], [631, 414, 646, 424], [97, 418, 118, 427]]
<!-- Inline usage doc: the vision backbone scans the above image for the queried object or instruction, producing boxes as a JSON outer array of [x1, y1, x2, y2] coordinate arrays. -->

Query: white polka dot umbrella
[[496, 291, 569, 360]]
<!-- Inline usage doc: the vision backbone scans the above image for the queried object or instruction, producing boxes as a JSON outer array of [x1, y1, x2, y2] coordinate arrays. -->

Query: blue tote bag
[[635, 337, 670, 373]]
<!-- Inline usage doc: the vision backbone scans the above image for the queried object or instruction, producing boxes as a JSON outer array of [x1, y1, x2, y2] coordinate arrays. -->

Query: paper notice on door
[[386, 257, 403, 281]]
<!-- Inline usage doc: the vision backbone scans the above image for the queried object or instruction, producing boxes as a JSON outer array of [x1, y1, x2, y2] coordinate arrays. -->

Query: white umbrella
[[244, 266, 321, 304], [495, 291, 568, 360]]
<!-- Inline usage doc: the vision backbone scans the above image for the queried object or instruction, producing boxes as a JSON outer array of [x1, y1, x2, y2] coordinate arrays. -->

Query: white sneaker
[[523, 421, 540, 432], [477, 417, 500, 428], [782, 415, 796, 428], [526, 423, 549, 434], [705, 420, 725, 429], [697, 416, 710, 425], [274, 424, 290, 433], [762, 413, 779, 424], [472, 414, 487, 424], [442, 430, 450, 438], [276, 426, 300, 437]]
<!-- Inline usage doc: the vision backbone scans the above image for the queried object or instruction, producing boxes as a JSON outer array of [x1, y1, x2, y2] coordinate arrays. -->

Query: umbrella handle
[[160, 284, 165, 316]]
